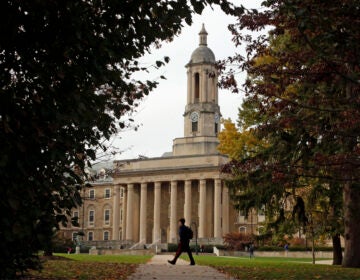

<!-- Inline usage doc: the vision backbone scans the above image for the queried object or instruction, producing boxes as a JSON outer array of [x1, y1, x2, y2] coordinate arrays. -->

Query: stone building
[[60, 25, 265, 247]]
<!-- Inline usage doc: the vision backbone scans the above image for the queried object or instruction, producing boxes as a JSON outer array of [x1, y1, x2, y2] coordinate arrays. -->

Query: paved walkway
[[128, 254, 235, 280]]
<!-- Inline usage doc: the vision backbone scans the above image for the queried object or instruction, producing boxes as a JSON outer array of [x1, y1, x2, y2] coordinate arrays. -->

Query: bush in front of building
[[223, 232, 254, 251]]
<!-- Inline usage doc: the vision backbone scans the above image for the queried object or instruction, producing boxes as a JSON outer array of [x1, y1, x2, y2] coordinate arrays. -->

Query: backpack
[[186, 226, 194, 240]]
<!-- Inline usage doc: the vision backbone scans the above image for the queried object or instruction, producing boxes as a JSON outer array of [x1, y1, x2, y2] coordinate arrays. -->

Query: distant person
[[168, 218, 195, 266], [284, 244, 289, 256], [249, 243, 255, 259]]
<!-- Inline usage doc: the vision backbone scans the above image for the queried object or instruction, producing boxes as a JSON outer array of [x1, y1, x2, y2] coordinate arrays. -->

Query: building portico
[[113, 153, 232, 244]]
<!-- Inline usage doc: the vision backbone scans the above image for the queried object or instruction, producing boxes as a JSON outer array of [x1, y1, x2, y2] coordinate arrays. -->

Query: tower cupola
[[188, 24, 215, 65], [172, 24, 222, 156]]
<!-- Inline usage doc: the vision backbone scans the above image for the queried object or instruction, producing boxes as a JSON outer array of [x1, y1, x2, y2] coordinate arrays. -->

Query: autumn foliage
[[223, 232, 254, 251], [218, 0, 360, 267]]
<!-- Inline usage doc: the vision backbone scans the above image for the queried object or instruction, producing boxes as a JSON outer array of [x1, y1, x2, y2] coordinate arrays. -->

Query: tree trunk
[[311, 234, 315, 264], [332, 234, 342, 265], [342, 183, 360, 267]]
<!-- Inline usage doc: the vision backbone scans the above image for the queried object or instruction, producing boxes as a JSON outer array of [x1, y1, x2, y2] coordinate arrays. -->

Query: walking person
[[249, 243, 255, 259], [168, 218, 195, 265]]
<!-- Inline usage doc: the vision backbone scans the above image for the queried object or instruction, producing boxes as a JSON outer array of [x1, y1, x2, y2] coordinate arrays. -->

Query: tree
[[219, 0, 360, 267], [0, 0, 242, 277]]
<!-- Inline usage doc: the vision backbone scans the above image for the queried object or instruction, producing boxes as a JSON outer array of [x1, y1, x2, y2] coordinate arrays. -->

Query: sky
[[113, 1, 263, 160]]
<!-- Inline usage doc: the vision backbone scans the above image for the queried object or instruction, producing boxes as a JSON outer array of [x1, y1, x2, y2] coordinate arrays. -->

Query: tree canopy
[[0, 0, 242, 277], [219, 0, 360, 267]]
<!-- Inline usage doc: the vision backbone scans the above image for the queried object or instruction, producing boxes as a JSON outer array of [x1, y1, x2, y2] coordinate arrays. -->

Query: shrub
[[223, 232, 253, 251]]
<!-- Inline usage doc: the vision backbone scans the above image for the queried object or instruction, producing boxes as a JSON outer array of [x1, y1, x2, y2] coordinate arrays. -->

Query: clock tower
[[172, 24, 222, 156]]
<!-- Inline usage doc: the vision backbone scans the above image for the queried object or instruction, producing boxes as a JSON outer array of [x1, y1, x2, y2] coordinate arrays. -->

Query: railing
[[129, 239, 146, 250], [147, 239, 161, 249]]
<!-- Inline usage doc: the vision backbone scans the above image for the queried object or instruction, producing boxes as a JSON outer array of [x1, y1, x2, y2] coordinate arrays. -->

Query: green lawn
[[55, 253, 152, 263], [182, 255, 360, 280], [25, 254, 152, 280]]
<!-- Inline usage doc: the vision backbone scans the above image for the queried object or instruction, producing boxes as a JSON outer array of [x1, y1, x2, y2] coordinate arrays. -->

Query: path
[[128, 254, 235, 280]]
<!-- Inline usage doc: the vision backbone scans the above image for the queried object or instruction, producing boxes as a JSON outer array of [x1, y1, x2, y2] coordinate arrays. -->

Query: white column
[[139, 183, 147, 243], [214, 179, 222, 238], [153, 182, 161, 243], [112, 185, 120, 240], [198, 179, 207, 238], [125, 183, 134, 240], [169, 181, 178, 242], [121, 187, 126, 240], [222, 185, 229, 234], [184, 180, 192, 226]]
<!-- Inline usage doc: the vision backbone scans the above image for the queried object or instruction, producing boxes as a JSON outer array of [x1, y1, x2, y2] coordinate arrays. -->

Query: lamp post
[[191, 222, 198, 255]]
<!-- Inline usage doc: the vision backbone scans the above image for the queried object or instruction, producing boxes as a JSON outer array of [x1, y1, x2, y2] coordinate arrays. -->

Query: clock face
[[214, 112, 220, 123], [190, 111, 199, 122]]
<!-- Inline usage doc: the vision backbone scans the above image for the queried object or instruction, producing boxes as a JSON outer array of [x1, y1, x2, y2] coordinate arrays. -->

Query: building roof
[[188, 24, 215, 65]]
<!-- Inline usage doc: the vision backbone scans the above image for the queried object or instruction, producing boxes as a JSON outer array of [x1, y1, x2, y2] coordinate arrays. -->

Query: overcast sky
[[113, 1, 263, 160]]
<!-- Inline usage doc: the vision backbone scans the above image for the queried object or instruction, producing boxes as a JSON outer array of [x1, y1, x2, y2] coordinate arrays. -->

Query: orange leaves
[[26, 260, 137, 280]]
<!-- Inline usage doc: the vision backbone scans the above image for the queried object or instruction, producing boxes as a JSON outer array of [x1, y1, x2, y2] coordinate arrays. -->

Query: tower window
[[194, 73, 200, 101], [192, 121, 198, 132], [215, 123, 218, 135]]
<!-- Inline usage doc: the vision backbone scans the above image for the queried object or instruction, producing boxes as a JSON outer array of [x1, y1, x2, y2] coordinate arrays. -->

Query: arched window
[[194, 73, 200, 101], [239, 226, 246, 234], [258, 226, 265, 235], [103, 231, 110, 241]]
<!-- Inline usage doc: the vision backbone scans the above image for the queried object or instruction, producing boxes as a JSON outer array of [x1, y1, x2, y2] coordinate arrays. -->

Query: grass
[[24, 254, 152, 280], [24, 253, 360, 280], [181, 255, 360, 280], [54, 253, 152, 263]]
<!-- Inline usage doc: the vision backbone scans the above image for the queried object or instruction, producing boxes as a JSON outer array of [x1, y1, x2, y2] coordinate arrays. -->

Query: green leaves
[[0, 0, 238, 277]]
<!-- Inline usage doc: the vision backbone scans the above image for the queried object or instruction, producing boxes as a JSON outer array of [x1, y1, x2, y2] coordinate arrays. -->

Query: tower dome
[[188, 24, 215, 64]]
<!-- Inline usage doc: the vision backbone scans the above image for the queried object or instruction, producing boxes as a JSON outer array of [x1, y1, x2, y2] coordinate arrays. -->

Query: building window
[[104, 209, 110, 225], [103, 231, 109, 241], [88, 231, 94, 241], [104, 188, 111, 199], [192, 121, 198, 132], [194, 73, 200, 100], [89, 210, 95, 226], [72, 211, 79, 227], [72, 232, 77, 241], [120, 209, 123, 223], [215, 123, 218, 135], [258, 226, 265, 235], [239, 226, 246, 234], [120, 187, 124, 198], [89, 189, 95, 200]]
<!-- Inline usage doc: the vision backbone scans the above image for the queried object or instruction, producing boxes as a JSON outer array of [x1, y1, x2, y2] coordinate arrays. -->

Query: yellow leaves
[[253, 54, 278, 67], [218, 119, 264, 160]]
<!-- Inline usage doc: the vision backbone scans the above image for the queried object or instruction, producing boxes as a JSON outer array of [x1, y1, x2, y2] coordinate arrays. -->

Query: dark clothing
[[170, 224, 195, 265], [179, 225, 189, 243], [249, 244, 254, 259]]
